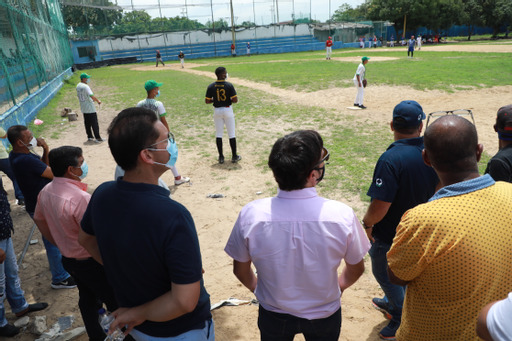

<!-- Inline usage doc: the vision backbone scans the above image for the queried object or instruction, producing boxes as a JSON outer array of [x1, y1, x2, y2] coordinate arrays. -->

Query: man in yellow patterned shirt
[[387, 115, 512, 341]]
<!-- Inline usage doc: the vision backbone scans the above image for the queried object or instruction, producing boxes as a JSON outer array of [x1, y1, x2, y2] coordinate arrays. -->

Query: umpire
[[361, 100, 438, 340], [205, 67, 241, 164]]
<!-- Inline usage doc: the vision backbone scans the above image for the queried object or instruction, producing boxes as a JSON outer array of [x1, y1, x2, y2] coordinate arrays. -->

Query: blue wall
[[70, 40, 101, 64]]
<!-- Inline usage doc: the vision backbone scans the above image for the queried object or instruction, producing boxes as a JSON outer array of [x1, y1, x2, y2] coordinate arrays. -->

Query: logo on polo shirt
[[376, 178, 383, 187]]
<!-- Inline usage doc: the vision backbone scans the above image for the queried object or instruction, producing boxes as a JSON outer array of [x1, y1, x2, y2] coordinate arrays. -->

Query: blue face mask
[[147, 134, 178, 168], [72, 160, 88, 180], [155, 90, 160, 98]]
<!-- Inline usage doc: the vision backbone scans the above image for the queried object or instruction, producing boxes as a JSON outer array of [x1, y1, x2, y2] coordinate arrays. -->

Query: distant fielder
[[178, 51, 185, 68], [326, 36, 333, 60]]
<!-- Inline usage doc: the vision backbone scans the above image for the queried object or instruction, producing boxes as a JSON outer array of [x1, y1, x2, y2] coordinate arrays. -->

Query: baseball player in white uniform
[[353, 57, 370, 109]]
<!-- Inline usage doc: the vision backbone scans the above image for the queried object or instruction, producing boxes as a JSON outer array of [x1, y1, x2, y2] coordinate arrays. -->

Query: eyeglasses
[[311, 147, 330, 182], [148, 132, 175, 148], [426, 109, 475, 128]]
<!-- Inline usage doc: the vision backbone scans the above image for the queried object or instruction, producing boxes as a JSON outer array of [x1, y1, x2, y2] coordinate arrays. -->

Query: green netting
[[0, 0, 73, 114]]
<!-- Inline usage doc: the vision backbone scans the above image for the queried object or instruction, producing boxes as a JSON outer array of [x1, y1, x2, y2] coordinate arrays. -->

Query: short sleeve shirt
[[353, 63, 366, 81], [388, 176, 512, 341], [136, 98, 166, 118], [76, 82, 95, 114], [487, 292, 512, 341], [485, 144, 512, 182], [9, 151, 50, 215], [408, 39, 415, 49], [367, 137, 438, 244], [205, 80, 237, 108], [81, 180, 211, 337]]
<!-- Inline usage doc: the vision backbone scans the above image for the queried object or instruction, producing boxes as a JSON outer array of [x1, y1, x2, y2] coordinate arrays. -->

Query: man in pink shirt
[[225, 130, 370, 341], [34, 146, 120, 341]]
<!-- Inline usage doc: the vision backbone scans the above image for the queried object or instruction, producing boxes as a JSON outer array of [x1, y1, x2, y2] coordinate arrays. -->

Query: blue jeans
[[0, 158, 24, 200], [0, 238, 29, 327], [258, 306, 341, 341], [130, 319, 214, 341], [369, 239, 405, 325], [28, 213, 70, 284]]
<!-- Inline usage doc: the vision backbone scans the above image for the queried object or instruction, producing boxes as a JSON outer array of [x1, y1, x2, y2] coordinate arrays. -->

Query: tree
[[205, 18, 230, 32], [331, 3, 368, 22], [61, 1, 122, 36], [480, 0, 512, 37]]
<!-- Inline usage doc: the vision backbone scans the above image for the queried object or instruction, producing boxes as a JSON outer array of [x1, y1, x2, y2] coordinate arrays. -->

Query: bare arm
[[159, 117, 170, 132], [476, 301, 495, 341], [231, 96, 238, 104], [233, 260, 257, 292], [40, 166, 53, 180], [78, 229, 103, 264], [91, 95, 101, 105], [109, 281, 201, 334], [356, 75, 362, 87], [205, 98, 213, 104], [387, 265, 409, 286], [338, 259, 365, 292], [362, 199, 392, 242]]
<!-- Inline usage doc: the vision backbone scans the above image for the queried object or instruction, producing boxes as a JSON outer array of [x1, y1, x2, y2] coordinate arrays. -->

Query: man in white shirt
[[76, 73, 103, 143]]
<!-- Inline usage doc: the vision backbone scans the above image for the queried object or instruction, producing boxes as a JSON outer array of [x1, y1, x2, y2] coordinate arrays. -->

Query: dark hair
[[49, 146, 83, 177], [268, 130, 323, 191], [7, 125, 27, 145], [392, 117, 420, 135], [215, 67, 226, 78], [107, 107, 159, 171], [424, 115, 478, 173]]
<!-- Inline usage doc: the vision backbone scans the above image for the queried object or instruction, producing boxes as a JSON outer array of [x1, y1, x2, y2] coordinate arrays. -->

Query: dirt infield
[[7, 43, 511, 341]]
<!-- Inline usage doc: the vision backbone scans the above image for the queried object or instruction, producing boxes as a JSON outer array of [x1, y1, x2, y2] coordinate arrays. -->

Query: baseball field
[[7, 40, 512, 340]]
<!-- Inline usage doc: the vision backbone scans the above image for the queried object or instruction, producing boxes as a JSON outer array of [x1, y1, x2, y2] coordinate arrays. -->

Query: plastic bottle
[[98, 308, 125, 341]]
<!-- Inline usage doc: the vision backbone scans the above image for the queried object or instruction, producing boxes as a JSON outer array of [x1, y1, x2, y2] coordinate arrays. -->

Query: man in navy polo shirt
[[7, 125, 75, 290], [361, 100, 438, 340], [79, 107, 213, 340]]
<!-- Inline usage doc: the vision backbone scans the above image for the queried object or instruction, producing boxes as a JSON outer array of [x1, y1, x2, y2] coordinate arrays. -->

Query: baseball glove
[[363, 79, 367, 88]]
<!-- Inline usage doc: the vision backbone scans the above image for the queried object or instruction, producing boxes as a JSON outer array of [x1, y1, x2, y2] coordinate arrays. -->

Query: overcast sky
[[115, 0, 366, 25]]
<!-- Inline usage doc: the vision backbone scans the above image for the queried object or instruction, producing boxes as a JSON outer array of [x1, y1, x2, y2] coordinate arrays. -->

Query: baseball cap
[[328, 36, 332, 39], [80, 73, 91, 79], [392, 100, 425, 128], [496, 104, 512, 139], [362, 56, 370, 62], [144, 80, 163, 92]]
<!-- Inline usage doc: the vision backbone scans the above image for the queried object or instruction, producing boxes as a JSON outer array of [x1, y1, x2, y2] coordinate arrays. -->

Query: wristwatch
[[362, 221, 374, 230]]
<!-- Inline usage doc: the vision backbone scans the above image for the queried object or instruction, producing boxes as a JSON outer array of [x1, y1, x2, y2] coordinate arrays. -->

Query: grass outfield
[[34, 45, 498, 203]]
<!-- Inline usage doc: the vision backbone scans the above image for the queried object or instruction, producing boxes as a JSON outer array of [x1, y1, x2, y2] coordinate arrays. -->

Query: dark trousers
[[258, 305, 341, 341], [83, 113, 102, 140], [62, 256, 119, 341]]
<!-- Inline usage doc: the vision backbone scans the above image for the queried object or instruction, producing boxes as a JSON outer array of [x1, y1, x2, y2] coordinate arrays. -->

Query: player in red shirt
[[326, 37, 333, 60]]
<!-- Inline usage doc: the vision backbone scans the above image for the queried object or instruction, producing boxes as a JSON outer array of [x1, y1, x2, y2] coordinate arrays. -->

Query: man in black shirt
[[155, 50, 164, 67], [485, 104, 512, 182], [205, 67, 241, 164]]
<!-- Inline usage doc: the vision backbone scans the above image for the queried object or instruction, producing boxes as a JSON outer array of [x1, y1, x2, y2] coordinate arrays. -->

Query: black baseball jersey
[[205, 80, 237, 107], [156, 52, 161, 58], [178, 52, 185, 59]]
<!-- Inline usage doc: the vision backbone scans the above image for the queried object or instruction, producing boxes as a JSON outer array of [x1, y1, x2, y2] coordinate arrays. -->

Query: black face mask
[[311, 147, 330, 183]]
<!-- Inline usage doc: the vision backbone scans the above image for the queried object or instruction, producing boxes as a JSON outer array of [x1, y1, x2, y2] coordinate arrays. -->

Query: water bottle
[[98, 308, 125, 341]]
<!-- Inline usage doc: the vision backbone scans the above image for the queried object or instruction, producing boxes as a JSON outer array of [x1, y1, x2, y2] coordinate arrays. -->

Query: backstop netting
[[0, 0, 73, 114]]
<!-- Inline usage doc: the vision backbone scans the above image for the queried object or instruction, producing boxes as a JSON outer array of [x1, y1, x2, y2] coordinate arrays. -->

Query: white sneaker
[[174, 176, 190, 185]]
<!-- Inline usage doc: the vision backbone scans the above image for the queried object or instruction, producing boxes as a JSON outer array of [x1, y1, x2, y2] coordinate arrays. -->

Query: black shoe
[[354, 103, 359, 107], [16, 199, 25, 206], [359, 105, 367, 109], [15, 302, 48, 317], [231, 155, 242, 163], [51, 277, 77, 289], [0, 324, 20, 337], [219, 155, 225, 164]]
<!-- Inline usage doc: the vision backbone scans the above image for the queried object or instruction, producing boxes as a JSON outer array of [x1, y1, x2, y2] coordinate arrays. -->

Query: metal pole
[[230, 0, 236, 48], [157, 0, 168, 59], [210, 0, 217, 56], [252, 0, 257, 54], [185, 0, 193, 54]]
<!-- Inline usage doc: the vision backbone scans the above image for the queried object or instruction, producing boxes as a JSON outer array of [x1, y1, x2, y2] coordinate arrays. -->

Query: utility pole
[[230, 0, 236, 47]]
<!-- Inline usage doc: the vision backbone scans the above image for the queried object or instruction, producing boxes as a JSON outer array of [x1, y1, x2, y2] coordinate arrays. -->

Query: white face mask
[[225, 73, 229, 79], [24, 136, 37, 150]]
